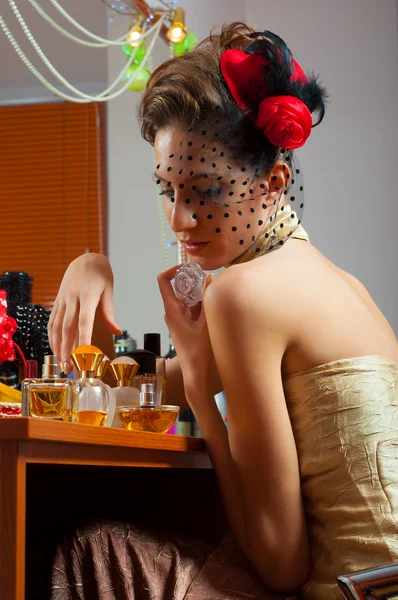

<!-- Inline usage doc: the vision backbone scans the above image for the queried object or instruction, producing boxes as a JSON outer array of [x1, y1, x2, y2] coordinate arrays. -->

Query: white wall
[[246, 0, 398, 331], [0, 1, 108, 105], [107, 0, 398, 352], [107, 0, 246, 354]]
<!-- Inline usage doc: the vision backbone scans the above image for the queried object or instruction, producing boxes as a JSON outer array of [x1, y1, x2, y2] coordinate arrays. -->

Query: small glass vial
[[116, 383, 179, 434], [173, 263, 207, 307], [70, 345, 111, 426], [22, 355, 72, 420]]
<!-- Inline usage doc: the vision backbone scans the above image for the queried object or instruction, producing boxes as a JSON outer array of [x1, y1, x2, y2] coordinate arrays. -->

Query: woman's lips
[[182, 242, 209, 255]]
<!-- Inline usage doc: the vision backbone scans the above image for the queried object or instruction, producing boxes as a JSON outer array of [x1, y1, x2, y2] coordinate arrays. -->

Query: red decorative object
[[220, 48, 311, 149], [0, 402, 22, 418], [0, 290, 17, 363], [256, 96, 312, 150]]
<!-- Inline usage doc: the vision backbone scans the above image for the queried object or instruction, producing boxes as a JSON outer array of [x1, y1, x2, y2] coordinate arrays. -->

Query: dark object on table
[[0, 272, 51, 386], [337, 563, 398, 599], [0, 271, 32, 317], [143, 333, 161, 357], [123, 349, 157, 375]]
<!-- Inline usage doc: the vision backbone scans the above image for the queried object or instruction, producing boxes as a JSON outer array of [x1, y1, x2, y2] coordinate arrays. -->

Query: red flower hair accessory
[[220, 48, 313, 149]]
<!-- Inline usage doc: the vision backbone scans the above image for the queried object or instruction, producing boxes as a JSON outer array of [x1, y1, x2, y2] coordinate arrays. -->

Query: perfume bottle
[[22, 355, 72, 420], [173, 263, 207, 307], [22, 359, 38, 416], [116, 383, 179, 434], [70, 345, 111, 426], [109, 356, 140, 427], [125, 349, 164, 405], [144, 333, 167, 403], [95, 355, 116, 427]]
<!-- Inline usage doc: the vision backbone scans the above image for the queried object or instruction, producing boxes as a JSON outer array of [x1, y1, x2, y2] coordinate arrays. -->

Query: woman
[[46, 23, 398, 600]]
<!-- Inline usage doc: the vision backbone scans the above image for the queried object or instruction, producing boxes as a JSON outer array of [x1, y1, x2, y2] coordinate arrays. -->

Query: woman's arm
[[166, 354, 222, 412], [184, 268, 310, 593]]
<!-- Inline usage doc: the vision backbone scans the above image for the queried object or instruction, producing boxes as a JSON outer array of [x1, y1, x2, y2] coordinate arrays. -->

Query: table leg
[[0, 441, 26, 600]]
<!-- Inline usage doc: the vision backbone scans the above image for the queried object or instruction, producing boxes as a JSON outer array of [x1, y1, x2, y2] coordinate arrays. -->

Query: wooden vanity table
[[0, 418, 221, 600]]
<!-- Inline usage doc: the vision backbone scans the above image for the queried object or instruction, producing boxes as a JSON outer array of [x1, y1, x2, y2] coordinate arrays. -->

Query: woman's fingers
[[48, 299, 59, 353], [50, 302, 66, 364], [99, 287, 122, 334], [157, 265, 183, 314], [78, 295, 101, 348], [61, 301, 80, 371]]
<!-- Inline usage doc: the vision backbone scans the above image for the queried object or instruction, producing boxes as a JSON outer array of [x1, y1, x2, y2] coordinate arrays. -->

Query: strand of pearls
[[28, 0, 133, 48], [0, 12, 164, 102], [46, 0, 154, 46]]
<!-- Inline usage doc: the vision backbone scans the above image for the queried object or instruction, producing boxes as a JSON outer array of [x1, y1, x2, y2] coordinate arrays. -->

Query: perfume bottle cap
[[140, 382, 156, 406], [70, 344, 104, 377], [124, 350, 157, 374], [42, 355, 61, 378], [143, 333, 161, 357], [26, 359, 38, 379], [96, 355, 110, 379], [109, 356, 140, 387]]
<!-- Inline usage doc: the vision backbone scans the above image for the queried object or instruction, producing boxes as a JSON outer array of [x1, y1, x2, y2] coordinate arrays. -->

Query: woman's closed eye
[[197, 184, 222, 199], [159, 188, 175, 198]]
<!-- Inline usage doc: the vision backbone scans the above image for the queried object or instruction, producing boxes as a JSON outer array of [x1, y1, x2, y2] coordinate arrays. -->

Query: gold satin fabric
[[228, 202, 309, 266], [283, 355, 398, 599]]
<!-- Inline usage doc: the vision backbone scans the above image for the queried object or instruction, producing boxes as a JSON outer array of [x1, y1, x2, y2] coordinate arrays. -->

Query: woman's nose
[[168, 198, 198, 233]]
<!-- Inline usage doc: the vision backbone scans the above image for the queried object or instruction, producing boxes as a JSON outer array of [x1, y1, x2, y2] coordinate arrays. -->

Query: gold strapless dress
[[283, 355, 398, 599]]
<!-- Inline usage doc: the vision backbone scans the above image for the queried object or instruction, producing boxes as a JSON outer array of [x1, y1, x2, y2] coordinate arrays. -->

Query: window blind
[[0, 101, 107, 307]]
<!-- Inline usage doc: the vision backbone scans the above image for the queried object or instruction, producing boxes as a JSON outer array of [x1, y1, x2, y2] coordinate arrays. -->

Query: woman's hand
[[48, 253, 121, 373], [157, 266, 215, 387]]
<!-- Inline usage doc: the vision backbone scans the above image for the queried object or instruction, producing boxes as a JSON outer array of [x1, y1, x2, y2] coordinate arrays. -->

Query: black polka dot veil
[[154, 121, 305, 265]]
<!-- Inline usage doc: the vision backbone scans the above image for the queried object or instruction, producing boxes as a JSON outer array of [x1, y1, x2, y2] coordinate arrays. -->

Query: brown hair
[[139, 23, 254, 142], [139, 22, 326, 174]]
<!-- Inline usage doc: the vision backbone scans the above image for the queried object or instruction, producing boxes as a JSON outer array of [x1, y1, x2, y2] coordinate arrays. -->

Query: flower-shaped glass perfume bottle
[[70, 345, 111, 426], [116, 382, 179, 434], [173, 263, 207, 307]]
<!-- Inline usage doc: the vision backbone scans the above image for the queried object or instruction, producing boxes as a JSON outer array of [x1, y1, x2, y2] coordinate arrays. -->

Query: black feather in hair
[[246, 30, 328, 128]]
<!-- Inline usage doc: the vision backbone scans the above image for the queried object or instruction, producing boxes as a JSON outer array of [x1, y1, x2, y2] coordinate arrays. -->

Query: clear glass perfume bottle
[[116, 382, 179, 434], [173, 263, 207, 307], [22, 355, 72, 420], [95, 355, 116, 427], [70, 345, 111, 426], [109, 356, 140, 427]]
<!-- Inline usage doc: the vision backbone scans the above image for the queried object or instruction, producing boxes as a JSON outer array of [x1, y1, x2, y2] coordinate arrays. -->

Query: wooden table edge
[[0, 418, 207, 453]]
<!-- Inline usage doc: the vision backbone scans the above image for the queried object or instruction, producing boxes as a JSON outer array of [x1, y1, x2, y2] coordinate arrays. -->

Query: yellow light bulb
[[166, 7, 187, 44], [127, 25, 142, 47], [167, 23, 186, 43]]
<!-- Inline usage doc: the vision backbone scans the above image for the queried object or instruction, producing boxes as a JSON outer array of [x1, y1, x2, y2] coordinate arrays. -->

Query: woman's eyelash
[[158, 184, 222, 199], [159, 188, 174, 197], [198, 185, 222, 198]]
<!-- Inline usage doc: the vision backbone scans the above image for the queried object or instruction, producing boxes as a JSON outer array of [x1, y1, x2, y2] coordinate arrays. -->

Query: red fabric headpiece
[[220, 49, 312, 150]]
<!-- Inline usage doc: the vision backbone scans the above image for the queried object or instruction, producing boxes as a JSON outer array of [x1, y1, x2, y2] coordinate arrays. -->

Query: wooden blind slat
[[0, 102, 107, 307]]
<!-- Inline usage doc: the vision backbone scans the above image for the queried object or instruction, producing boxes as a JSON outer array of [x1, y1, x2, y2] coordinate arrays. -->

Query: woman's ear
[[265, 160, 291, 200]]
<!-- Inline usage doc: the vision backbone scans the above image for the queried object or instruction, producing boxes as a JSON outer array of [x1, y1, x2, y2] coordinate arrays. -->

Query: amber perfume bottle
[[22, 356, 72, 420], [109, 356, 140, 427], [116, 382, 179, 434], [70, 345, 111, 426]]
